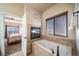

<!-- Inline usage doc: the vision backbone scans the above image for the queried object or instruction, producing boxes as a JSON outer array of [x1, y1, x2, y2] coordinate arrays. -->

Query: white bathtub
[[33, 39, 72, 56]]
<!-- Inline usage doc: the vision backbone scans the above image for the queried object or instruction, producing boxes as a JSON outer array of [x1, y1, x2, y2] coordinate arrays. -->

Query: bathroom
[[26, 3, 77, 56], [0, 3, 79, 56]]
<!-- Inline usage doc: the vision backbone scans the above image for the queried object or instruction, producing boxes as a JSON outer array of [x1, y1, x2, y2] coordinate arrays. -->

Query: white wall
[[21, 4, 27, 55], [26, 5, 41, 27], [74, 3, 79, 56], [76, 29, 79, 55], [0, 13, 5, 56]]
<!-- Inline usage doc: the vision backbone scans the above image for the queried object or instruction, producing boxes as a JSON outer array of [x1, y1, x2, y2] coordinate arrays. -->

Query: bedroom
[[0, 3, 27, 56]]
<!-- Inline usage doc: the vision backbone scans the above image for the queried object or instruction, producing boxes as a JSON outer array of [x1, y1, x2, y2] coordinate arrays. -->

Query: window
[[46, 12, 68, 37], [5, 25, 19, 38], [7, 26, 19, 34], [46, 19, 54, 35]]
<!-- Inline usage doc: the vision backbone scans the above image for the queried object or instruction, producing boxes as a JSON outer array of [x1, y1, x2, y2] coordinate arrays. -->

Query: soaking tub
[[32, 39, 72, 56]]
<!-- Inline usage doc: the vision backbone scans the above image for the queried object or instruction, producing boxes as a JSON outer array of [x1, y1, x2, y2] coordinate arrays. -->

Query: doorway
[[0, 12, 27, 56], [4, 14, 23, 56]]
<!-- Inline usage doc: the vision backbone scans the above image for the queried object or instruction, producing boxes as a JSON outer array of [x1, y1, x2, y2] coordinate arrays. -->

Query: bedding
[[7, 34, 21, 45]]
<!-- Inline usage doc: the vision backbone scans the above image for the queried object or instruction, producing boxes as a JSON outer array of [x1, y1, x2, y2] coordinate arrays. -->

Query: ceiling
[[0, 3, 24, 8], [27, 3, 56, 13], [0, 3, 24, 17]]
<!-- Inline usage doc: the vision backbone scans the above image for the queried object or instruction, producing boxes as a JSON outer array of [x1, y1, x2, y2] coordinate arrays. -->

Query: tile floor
[[9, 51, 24, 56]]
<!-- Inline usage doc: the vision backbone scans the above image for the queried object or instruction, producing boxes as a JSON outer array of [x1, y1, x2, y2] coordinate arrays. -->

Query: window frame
[[46, 11, 68, 37], [6, 25, 19, 37]]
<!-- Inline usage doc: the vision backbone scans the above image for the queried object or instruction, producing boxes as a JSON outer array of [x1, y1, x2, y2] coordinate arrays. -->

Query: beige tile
[[9, 51, 24, 56]]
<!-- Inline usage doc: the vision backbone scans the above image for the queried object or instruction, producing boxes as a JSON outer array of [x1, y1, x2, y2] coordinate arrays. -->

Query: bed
[[7, 34, 21, 45]]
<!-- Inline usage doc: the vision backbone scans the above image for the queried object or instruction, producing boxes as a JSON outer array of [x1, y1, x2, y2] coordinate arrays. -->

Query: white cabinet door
[[0, 13, 5, 56]]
